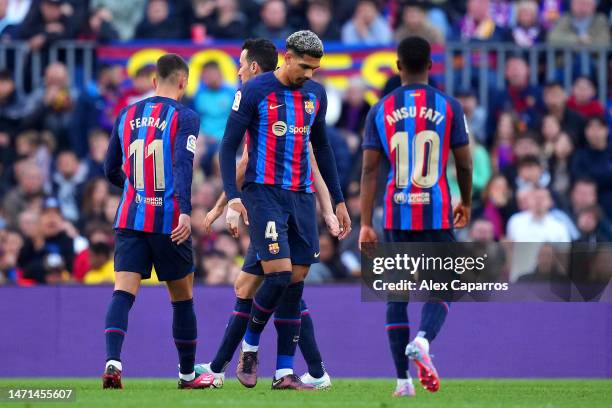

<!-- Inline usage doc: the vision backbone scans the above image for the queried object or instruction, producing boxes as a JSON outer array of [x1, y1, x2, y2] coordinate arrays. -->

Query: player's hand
[[453, 202, 471, 229], [335, 202, 352, 240], [171, 214, 191, 245], [358, 224, 378, 249], [227, 198, 249, 238], [323, 211, 341, 237], [203, 205, 224, 233]]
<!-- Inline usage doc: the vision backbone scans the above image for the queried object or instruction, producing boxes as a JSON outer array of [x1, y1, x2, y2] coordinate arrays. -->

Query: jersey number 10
[[129, 139, 166, 191], [390, 130, 440, 189]]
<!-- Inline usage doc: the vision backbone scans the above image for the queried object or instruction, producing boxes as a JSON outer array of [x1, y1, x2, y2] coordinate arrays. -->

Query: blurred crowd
[[0, 0, 611, 286], [0, 0, 610, 46]]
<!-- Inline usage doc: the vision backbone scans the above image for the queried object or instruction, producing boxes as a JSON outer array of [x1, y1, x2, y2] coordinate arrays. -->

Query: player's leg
[[270, 191, 321, 390], [204, 265, 263, 378], [406, 229, 455, 393], [151, 234, 214, 389], [386, 301, 415, 397], [103, 230, 149, 389], [271, 265, 308, 389], [236, 185, 294, 387], [297, 299, 331, 388]]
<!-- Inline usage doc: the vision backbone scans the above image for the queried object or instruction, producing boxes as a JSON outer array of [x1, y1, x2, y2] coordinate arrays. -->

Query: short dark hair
[[286, 30, 324, 59], [586, 115, 609, 128], [242, 38, 278, 72], [0, 69, 13, 81], [397, 36, 431, 74], [203, 60, 220, 70], [517, 155, 541, 169], [156, 53, 189, 82], [544, 80, 563, 90]]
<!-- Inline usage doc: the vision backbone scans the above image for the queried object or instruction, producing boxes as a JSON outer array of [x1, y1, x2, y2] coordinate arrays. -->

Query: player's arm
[[103, 114, 125, 188], [450, 103, 473, 229], [171, 109, 200, 244], [309, 93, 350, 239], [309, 143, 340, 237], [359, 107, 383, 248], [203, 144, 249, 233], [220, 87, 254, 237]]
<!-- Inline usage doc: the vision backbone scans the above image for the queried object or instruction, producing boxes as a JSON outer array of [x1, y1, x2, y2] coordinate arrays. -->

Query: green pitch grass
[[1, 379, 611, 408]]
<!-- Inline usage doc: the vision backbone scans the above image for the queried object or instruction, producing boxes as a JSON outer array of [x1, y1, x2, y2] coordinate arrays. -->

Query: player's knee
[[263, 271, 292, 292], [234, 276, 258, 299]]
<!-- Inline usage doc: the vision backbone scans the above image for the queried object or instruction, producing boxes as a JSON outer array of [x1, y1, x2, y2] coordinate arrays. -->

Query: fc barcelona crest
[[268, 243, 280, 254], [304, 100, 315, 114]]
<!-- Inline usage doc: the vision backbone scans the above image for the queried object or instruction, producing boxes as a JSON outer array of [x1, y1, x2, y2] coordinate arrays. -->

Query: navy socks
[[105, 290, 135, 363], [172, 299, 197, 375], [210, 297, 252, 373]]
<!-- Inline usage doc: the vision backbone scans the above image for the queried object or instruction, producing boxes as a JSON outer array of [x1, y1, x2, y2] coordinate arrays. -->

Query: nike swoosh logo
[[314, 252, 320, 258], [272, 378, 282, 386], [252, 317, 264, 324], [270, 104, 284, 110]]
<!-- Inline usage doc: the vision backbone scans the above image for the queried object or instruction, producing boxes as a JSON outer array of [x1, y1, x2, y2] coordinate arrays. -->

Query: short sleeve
[[362, 104, 383, 151]]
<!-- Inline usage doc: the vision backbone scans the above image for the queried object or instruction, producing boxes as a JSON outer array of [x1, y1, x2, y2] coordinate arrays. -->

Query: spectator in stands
[[502, 132, 546, 189], [514, 154, 549, 193], [488, 56, 540, 139], [540, 82, 586, 146], [72, 222, 113, 281], [540, 114, 561, 159], [251, 0, 294, 41], [71, 64, 122, 158], [336, 76, 370, 135], [490, 111, 518, 171], [547, 0, 610, 45], [17, 197, 74, 284], [51, 150, 87, 223], [456, 87, 486, 144], [548, 132, 574, 208], [193, 61, 235, 176], [79, 177, 109, 228], [571, 116, 612, 218], [566, 76, 605, 119], [307, 231, 351, 283], [90, 0, 145, 40], [507, 187, 571, 242], [17, 0, 75, 51], [476, 174, 516, 239], [0, 0, 12, 36], [78, 6, 119, 43], [394, 1, 444, 44], [82, 241, 113, 284], [305, 0, 340, 41], [574, 205, 612, 242], [455, 0, 507, 42], [449, 133, 491, 202], [3, 160, 45, 228], [83, 129, 109, 180], [0, 70, 25, 178], [517, 244, 568, 282], [341, 0, 392, 45], [508, 0, 544, 47], [22, 62, 78, 152], [113, 65, 155, 116], [134, 0, 185, 40], [102, 194, 120, 225], [191, 0, 247, 40], [2, 0, 31, 30], [0, 228, 23, 284]]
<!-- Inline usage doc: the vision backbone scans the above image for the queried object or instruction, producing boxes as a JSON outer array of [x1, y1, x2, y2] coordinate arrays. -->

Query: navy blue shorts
[[384, 229, 456, 243], [242, 183, 319, 266], [242, 245, 264, 276], [114, 229, 194, 281]]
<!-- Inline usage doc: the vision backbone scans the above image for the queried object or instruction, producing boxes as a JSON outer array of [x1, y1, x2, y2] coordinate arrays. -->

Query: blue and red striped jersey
[[228, 71, 326, 193], [363, 83, 469, 231], [104, 96, 200, 234]]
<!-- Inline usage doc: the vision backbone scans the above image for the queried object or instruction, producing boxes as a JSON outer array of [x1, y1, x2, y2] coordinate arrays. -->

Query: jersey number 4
[[129, 139, 166, 191], [390, 130, 440, 189]]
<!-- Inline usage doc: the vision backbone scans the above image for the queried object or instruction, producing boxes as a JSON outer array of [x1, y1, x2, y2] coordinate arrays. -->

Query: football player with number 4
[[359, 36, 473, 397], [195, 38, 341, 390]]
